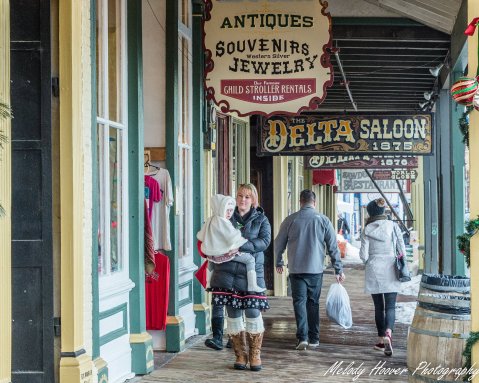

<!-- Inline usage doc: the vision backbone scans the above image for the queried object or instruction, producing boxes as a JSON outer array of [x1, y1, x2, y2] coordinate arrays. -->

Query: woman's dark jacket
[[210, 206, 271, 291]]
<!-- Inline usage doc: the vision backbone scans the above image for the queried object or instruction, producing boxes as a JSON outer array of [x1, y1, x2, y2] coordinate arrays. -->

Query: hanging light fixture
[[423, 91, 434, 100], [429, 63, 444, 77], [419, 101, 429, 110]]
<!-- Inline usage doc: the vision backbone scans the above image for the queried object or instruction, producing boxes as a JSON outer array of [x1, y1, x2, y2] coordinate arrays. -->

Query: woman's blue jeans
[[289, 273, 323, 344], [371, 292, 397, 337]]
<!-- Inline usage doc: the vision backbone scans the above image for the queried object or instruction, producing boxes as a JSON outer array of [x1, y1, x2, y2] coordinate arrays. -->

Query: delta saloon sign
[[203, 0, 333, 116], [257, 114, 433, 155]]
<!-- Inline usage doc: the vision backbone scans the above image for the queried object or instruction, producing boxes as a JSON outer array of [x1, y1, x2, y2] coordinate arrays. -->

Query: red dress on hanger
[[145, 251, 170, 330]]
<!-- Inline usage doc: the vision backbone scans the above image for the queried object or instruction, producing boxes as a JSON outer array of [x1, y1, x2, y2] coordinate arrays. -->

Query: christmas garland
[[463, 331, 479, 381], [458, 106, 473, 147], [457, 215, 479, 268]]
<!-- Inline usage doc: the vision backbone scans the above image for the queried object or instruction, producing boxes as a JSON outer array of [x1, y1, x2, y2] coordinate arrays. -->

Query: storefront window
[[178, 14, 193, 258], [96, 0, 126, 275]]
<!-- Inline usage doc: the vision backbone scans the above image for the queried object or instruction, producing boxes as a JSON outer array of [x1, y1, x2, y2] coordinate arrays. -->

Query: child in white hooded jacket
[[197, 194, 265, 293]]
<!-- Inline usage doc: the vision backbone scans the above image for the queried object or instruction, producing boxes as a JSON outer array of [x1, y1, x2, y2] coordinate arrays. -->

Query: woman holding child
[[199, 183, 271, 371]]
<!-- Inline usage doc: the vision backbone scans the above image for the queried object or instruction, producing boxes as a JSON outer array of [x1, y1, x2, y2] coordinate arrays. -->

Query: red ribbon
[[465, 17, 479, 36]]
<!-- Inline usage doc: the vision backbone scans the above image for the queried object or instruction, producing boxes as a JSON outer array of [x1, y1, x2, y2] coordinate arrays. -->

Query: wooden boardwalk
[[137, 266, 413, 382]]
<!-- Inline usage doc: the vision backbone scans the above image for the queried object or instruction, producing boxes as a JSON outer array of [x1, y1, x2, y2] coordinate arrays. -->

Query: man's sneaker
[[384, 335, 393, 356], [374, 343, 385, 351], [295, 340, 308, 350], [308, 341, 320, 349]]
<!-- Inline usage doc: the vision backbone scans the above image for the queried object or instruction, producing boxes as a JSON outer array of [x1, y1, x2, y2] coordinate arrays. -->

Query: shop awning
[[312, 169, 336, 186]]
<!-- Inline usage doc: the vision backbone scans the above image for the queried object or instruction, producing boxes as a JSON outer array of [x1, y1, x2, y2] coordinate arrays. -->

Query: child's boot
[[247, 270, 266, 292]]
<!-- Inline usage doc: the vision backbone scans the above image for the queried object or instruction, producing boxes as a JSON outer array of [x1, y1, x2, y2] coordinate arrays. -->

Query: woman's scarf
[[197, 194, 247, 256], [365, 214, 388, 226]]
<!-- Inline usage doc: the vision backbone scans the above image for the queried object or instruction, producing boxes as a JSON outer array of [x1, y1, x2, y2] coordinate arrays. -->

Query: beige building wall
[[142, 0, 166, 148]]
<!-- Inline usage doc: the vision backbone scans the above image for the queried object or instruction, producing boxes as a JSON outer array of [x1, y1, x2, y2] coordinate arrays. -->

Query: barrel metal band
[[420, 282, 469, 294], [414, 309, 471, 321], [409, 326, 469, 339], [417, 301, 471, 315]]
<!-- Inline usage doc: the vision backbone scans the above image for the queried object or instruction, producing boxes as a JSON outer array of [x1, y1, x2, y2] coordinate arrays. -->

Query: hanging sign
[[203, 0, 333, 117], [391, 169, 418, 181], [337, 169, 403, 193], [257, 113, 433, 155], [372, 170, 393, 181], [305, 155, 418, 169]]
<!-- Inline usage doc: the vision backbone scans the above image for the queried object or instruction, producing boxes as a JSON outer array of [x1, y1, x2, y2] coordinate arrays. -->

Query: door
[[10, 1, 53, 382]]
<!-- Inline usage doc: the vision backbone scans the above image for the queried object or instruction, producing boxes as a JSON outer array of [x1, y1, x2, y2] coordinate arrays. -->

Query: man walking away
[[275, 190, 345, 350], [337, 213, 351, 241]]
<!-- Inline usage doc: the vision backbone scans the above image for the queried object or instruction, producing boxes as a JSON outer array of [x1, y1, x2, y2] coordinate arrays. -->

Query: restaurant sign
[[257, 113, 433, 155], [203, 0, 333, 116], [305, 155, 418, 169], [337, 170, 403, 193]]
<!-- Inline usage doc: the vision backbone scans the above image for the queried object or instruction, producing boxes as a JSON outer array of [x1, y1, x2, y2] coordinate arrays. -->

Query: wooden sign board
[[258, 113, 433, 155], [304, 155, 418, 169]]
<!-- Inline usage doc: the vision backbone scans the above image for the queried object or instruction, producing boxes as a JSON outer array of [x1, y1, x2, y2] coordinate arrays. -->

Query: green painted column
[[127, 0, 153, 373], [451, 70, 467, 276], [192, 0, 209, 336], [164, 0, 184, 352]]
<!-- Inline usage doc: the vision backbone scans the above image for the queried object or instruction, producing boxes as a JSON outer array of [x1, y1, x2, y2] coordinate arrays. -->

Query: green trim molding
[[94, 357, 108, 383], [166, 316, 185, 352], [178, 280, 193, 308], [99, 304, 128, 346], [194, 304, 210, 335], [192, 0, 209, 337], [90, 0, 101, 360], [126, 0, 152, 372], [165, 0, 186, 352], [130, 333, 154, 374]]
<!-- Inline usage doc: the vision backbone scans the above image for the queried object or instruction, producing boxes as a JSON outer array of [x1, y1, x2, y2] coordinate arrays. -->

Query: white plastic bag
[[326, 283, 353, 329]]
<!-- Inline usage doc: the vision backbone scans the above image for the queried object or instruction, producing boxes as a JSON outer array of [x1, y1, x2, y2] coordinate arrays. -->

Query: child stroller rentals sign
[[203, 0, 333, 116], [257, 113, 433, 155]]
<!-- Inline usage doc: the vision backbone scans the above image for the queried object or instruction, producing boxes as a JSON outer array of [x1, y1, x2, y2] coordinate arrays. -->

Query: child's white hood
[[197, 194, 247, 256]]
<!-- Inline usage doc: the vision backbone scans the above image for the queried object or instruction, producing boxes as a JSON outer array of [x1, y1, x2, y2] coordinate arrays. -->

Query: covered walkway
[[137, 265, 415, 382]]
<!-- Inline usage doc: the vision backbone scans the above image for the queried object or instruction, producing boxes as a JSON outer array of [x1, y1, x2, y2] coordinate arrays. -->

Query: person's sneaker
[[374, 343, 385, 351], [308, 341, 320, 349], [295, 340, 308, 350], [384, 335, 393, 356]]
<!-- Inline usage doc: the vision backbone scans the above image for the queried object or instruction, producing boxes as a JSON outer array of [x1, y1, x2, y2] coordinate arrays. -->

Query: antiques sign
[[203, 0, 333, 116], [305, 155, 418, 169], [337, 170, 403, 193], [257, 114, 433, 155]]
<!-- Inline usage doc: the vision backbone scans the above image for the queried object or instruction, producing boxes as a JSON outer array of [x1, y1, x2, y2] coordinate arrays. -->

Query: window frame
[[96, 0, 129, 283]]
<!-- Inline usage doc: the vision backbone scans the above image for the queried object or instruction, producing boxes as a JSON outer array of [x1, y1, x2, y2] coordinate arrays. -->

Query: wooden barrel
[[407, 274, 470, 382]]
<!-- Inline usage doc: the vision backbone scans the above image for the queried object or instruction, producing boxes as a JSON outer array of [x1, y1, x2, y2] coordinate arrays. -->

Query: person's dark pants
[[371, 293, 397, 337], [289, 273, 323, 343]]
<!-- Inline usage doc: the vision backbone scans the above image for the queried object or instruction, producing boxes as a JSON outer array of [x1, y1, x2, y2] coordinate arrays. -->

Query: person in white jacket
[[359, 198, 406, 357]]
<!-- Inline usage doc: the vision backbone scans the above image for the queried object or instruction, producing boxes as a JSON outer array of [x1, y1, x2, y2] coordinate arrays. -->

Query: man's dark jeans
[[289, 273, 323, 344], [371, 292, 397, 337]]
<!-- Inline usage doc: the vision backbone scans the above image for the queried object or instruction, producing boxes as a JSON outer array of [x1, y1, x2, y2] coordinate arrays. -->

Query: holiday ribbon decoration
[[456, 215, 479, 269], [463, 331, 479, 382], [464, 17, 479, 36]]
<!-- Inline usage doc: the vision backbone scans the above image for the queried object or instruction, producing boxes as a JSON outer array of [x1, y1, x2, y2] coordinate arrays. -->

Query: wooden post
[[0, 2, 12, 382]]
